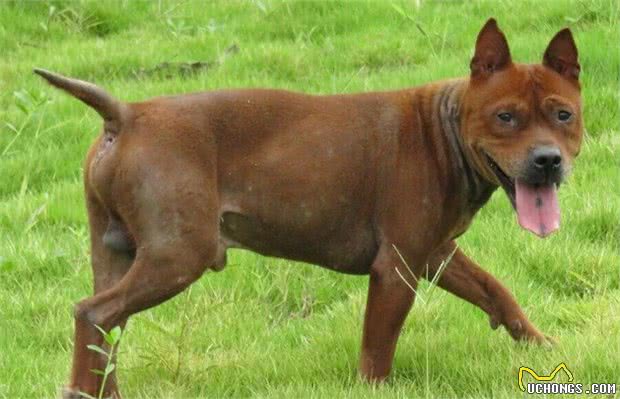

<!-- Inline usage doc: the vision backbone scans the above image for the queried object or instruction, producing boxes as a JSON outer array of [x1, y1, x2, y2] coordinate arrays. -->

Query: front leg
[[360, 246, 419, 382], [426, 241, 549, 343]]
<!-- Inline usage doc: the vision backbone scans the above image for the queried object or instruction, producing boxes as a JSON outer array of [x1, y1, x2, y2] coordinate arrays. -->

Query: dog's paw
[[532, 333, 557, 348], [60, 387, 83, 399], [61, 385, 122, 399], [523, 327, 556, 348], [501, 318, 556, 348], [513, 324, 557, 348]]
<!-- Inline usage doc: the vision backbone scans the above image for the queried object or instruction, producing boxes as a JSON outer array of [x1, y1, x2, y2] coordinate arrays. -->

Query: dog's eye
[[557, 110, 572, 122], [497, 112, 513, 123]]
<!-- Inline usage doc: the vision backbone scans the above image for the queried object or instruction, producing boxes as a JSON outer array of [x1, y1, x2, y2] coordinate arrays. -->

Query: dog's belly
[[208, 91, 402, 273], [219, 208, 377, 274]]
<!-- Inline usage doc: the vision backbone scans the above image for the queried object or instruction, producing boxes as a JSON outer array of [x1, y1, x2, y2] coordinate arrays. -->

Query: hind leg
[[62, 194, 135, 399], [68, 244, 215, 398], [64, 159, 221, 398], [425, 241, 548, 342]]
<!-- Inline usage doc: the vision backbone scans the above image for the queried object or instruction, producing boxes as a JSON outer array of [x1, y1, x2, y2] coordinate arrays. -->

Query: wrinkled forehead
[[472, 64, 582, 109]]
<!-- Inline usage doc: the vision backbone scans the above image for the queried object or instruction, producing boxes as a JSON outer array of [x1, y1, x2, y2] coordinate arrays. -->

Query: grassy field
[[1, 1, 619, 398]]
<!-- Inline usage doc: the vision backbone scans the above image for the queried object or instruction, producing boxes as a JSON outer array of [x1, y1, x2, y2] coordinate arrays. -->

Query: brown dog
[[35, 19, 582, 398]]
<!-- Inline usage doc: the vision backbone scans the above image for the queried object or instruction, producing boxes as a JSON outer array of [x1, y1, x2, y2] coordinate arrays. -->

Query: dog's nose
[[532, 147, 562, 172], [526, 146, 563, 185]]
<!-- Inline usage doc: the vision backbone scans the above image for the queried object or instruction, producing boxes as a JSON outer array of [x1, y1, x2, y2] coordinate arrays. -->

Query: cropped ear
[[543, 28, 580, 81], [470, 18, 512, 78]]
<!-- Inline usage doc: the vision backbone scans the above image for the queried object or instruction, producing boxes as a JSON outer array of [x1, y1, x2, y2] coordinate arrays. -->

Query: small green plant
[[79, 325, 122, 399], [44, 5, 105, 36], [2, 89, 50, 158], [13, 89, 50, 115]]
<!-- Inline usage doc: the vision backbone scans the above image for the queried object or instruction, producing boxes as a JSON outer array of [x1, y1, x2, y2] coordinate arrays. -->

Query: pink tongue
[[515, 181, 560, 238]]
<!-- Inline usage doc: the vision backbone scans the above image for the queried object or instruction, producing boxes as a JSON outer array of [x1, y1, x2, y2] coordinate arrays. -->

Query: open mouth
[[485, 153, 516, 209], [484, 153, 560, 238]]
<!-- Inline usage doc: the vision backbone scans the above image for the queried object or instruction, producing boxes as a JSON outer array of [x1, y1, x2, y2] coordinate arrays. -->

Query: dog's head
[[461, 19, 583, 237]]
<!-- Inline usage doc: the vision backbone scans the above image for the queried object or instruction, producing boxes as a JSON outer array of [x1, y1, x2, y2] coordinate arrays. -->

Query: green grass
[[1, 0, 619, 398]]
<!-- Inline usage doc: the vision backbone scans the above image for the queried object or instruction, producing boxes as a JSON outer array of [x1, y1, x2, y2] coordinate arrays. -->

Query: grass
[[0, 0, 618, 397]]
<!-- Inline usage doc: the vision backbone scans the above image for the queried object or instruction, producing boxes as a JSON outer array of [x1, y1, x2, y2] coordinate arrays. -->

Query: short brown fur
[[35, 19, 583, 399]]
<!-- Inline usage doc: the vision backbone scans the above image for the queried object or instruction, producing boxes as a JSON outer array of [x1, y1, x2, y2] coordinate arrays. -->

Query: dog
[[35, 18, 582, 398]]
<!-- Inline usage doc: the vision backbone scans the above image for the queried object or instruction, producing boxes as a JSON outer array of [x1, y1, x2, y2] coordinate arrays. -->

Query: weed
[[80, 325, 123, 399]]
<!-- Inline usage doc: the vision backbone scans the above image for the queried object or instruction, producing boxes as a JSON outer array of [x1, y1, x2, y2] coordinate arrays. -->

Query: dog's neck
[[436, 80, 496, 214]]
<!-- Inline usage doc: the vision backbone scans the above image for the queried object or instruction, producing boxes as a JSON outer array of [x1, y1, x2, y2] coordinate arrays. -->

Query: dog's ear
[[34, 68, 126, 133], [543, 28, 580, 81], [470, 18, 512, 78]]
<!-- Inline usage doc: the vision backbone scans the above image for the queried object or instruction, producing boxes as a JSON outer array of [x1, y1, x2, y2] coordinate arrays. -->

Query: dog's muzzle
[[486, 146, 565, 238], [521, 146, 564, 186]]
